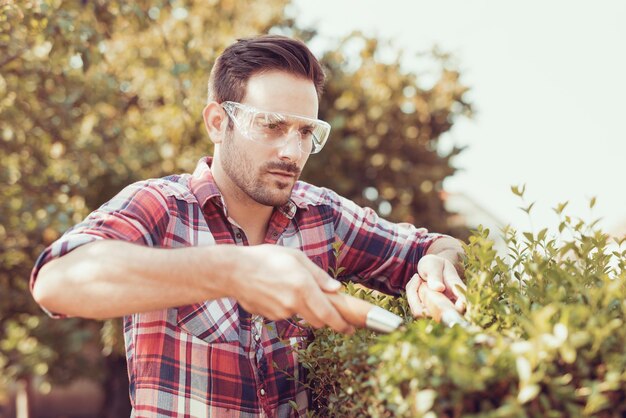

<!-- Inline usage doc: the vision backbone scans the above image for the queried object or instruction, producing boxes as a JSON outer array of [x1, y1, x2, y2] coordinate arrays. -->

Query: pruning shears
[[326, 286, 473, 334]]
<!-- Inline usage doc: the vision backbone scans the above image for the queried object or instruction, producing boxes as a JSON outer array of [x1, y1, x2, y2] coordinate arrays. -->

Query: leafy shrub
[[297, 199, 626, 417]]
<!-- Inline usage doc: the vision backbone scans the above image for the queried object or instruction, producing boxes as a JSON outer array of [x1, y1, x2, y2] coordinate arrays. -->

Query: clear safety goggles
[[221, 101, 331, 154]]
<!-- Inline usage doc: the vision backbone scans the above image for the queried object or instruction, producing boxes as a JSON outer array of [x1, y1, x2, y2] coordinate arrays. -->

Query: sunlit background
[[294, 0, 626, 235]]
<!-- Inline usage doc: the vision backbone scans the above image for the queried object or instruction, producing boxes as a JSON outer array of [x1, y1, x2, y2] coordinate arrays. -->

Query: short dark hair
[[207, 35, 325, 103]]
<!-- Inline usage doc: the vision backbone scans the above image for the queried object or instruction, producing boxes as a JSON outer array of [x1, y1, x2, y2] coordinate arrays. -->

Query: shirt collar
[[189, 156, 307, 219], [189, 156, 223, 209]]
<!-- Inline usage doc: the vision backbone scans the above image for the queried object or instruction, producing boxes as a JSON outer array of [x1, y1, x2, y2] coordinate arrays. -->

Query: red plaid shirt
[[31, 157, 443, 417]]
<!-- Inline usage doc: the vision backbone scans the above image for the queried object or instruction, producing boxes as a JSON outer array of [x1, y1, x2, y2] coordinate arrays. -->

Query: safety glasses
[[221, 101, 331, 154]]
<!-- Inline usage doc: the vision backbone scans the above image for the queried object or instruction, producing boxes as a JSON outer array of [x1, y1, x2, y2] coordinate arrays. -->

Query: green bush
[[297, 199, 626, 417]]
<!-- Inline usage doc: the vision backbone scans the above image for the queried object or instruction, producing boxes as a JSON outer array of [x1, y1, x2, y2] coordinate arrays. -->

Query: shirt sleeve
[[330, 191, 447, 296], [30, 180, 172, 317]]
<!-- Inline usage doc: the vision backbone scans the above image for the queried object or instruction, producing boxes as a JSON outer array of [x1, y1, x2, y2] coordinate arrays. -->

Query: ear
[[202, 102, 228, 145]]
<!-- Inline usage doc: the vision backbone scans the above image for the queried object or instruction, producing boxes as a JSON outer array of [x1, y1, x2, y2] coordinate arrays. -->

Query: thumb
[[418, 254, 446, 292], [426, 275, 446, 292]]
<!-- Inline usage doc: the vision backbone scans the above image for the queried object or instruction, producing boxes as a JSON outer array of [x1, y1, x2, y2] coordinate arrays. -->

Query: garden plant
[[296, 194, 626, 417]]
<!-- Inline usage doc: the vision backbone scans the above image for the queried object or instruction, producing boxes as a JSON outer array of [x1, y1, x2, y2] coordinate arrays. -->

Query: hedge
[[294, 206, 626, 417]]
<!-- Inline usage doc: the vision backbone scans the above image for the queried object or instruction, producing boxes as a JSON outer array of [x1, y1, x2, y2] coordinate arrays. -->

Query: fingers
[[291, 252, 353, 333], [418, 254, 468, 313], [418, 255, 446, 292], [260, 284, 351, 333], [237, 246, 352, 332], [405, 274, 427, 317], [443, 260, 467, 312], [418, 285, 458, 323], [297, 251, 342, 292], [296, 305, 324, 329], [302, 286, 354, 334]]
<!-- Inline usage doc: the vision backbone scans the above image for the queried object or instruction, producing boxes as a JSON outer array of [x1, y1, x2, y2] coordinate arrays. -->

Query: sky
[[291, 0, 626, 235]]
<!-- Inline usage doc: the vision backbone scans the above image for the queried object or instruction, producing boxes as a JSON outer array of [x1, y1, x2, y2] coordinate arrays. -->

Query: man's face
[[219, 71, 319, 207]]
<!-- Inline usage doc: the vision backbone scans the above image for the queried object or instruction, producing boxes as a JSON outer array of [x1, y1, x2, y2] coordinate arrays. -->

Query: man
[[31, 35, 466, 417]]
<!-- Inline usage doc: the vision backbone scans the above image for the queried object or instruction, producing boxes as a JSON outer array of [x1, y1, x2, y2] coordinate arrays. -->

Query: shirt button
[[254, 333, 261, 342], [236, 232, 242, 239], [260, 388, 266, 396]]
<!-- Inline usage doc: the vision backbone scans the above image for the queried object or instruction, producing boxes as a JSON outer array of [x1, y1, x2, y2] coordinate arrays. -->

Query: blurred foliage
[[0, 0, 291, 406], [0, 0, 471, 410], [298, 196, 626, 417], [308, 34, 472, 237]]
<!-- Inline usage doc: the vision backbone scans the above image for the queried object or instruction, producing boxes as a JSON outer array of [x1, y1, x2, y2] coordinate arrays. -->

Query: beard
[[220, 130, 301, 207]]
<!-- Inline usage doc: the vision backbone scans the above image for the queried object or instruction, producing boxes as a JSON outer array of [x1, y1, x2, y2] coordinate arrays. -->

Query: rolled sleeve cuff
[[30, 232, 105, 318]]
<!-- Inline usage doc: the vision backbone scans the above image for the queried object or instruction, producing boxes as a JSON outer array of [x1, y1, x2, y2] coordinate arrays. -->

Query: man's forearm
[[32, 240, 237, 319], [425, 236, 465, 277]]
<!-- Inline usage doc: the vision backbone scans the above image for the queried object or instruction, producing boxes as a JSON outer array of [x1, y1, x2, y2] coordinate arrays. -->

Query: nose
[[277, 131, 302, 161]]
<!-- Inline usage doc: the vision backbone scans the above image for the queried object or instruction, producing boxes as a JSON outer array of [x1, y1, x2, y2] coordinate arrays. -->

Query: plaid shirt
[[31, 157, 443, 417]]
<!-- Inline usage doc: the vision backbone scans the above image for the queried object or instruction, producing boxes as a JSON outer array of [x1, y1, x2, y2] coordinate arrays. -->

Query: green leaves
[[300, 203, 626, 417], [589, 196, 597, 209], [519, 201, 535, 215], [553, 201, 569, 215], [511, 184, 526, 197], [171, 62, 190, 75]]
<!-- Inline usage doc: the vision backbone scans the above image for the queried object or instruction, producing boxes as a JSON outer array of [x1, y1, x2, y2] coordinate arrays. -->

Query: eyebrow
[[256, 110, 318, 129], [299, 123, 316, 131], [268, 115, 314, 129], [269, 119, 289, 126]]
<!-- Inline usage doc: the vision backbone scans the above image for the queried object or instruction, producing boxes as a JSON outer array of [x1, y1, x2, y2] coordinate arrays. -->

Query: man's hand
[[229, 244, 354, 334], [406, 239, 467, 319]]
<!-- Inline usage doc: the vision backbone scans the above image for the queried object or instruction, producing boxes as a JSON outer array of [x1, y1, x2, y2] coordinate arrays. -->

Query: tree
[[0, 0, 471, 414], [1, 0, 291, 414], [307, 33, 471, 237]]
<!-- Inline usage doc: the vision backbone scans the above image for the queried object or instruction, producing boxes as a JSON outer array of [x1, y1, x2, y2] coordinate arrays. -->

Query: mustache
[[264, 161, 300, 176]]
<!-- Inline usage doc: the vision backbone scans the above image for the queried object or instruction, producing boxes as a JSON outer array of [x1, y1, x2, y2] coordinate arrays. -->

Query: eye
[[299, 126, 315, 137]]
